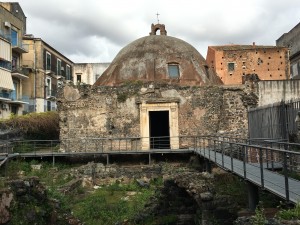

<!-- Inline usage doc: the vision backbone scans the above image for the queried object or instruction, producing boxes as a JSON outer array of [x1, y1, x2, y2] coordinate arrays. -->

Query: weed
[[251, 201, 266, 225], [277, 202, 300, 220]]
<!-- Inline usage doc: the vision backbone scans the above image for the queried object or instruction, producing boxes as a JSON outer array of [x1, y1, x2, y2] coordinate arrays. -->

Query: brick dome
[[94, 24, 221, 86]]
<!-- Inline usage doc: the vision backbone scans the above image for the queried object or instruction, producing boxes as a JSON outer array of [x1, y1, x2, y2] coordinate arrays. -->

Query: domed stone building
[[94, 23, 221, 87], [58, 24, 256, 152]]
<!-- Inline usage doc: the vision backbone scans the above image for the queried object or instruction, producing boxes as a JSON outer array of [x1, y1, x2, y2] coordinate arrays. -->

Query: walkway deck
[[1, 137, 300, 204], [194, 148, 300, 203]]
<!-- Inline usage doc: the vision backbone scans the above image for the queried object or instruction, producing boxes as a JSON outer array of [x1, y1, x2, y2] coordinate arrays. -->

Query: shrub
[[0, 111, 59, 140], [277, 202, 300, 220]]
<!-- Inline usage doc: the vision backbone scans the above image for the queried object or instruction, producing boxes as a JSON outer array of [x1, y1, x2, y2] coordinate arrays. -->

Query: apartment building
[[277, 22, 300, 79], [206, 44, 289, 85], [22, 36, 74, 112], [74, 63, 110, 85], [0, 2, 28, 118]]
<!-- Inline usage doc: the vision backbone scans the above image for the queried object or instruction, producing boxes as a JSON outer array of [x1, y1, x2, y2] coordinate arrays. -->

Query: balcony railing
[[0, 91, 11, 99], [12, 42, 29, 54], [11, 67, 29, 79], [0, 60, 12, 71]]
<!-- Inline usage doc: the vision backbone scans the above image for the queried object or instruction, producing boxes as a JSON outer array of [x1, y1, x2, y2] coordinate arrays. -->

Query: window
[[46, 52, 51, 71], [57, 59, 61, 75], [11, 29, 18, 46], [66, 65, 71, 80], [168, 64, 180, 78], [228, 62, 235, 72], [45, 77, 51, 97], [12, 82, 17, 100], [47, 101, 51, 111], [12, 55, 18, 71], [76, 74, 81, 83]]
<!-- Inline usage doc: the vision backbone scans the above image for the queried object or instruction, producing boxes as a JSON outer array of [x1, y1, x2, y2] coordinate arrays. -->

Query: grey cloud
[[13, 0, 300, 63]]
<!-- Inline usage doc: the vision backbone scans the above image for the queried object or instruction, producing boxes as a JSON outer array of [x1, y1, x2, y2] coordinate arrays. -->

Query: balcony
[[12, 42, 28, 54], [0, 89, 28, 105], [8, 97, 29, 105], [0, 90, 11, 101], [11, 67, 29, 79], [0, 59, 12, 71]]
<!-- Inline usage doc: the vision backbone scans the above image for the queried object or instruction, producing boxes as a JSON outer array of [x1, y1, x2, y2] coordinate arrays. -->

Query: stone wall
[[256, 80, 300, 106], [57, 82, 257, 152]]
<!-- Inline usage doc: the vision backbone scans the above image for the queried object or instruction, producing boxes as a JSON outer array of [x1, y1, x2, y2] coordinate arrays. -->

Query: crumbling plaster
[[57, 83, 257, 152]]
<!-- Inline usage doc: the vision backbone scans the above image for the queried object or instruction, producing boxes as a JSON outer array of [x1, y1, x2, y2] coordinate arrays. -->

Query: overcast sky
[[7, 0, 300, 63]]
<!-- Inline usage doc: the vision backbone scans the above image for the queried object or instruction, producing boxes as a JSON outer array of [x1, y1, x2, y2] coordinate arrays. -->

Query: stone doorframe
[[139, 100, 179, 150]]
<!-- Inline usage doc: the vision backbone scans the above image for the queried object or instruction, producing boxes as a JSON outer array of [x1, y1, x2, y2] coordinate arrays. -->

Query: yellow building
[[22, 36, 74, 112], [0, 2, 28, 118]]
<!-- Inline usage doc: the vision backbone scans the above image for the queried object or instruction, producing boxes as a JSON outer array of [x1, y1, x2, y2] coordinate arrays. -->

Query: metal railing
[[1, 136, 300, 202], [193, 136, 300, 203], [0, 140, 60, 155]]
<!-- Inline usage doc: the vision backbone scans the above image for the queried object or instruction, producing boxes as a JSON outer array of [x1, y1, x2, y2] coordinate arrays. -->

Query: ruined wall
[[57, 83, 257, 152]]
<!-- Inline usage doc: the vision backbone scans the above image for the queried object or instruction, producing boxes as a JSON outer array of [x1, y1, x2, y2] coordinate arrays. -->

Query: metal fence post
[[203, 138, 205, 158], [259, 147, 264, 188], [271, 142, 274, 171], [208, 139, 211, 160], [221, 141, 224, 168], [243, 145, 247, 179], [230, 143, 233, 172], [283, 151, 290, 202], [214, 140, 217, 163]]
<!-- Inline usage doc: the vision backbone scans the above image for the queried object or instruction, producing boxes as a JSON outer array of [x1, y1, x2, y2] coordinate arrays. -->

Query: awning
[[0, 69, 14, 90]]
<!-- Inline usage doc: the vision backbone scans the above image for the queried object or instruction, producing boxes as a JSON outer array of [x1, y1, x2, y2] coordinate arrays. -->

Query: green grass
[[1, 159, 162, 225], [70, 180, 157, 225], [3, 159, 75, 187]]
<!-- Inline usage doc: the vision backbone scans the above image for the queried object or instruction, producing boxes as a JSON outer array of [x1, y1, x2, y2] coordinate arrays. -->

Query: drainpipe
[[33, 39, 36, 112]]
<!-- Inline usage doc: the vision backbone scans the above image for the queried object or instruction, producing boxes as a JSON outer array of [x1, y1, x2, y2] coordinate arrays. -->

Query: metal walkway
[[194, 147, 300, 204], [1, 136, 300, 204]]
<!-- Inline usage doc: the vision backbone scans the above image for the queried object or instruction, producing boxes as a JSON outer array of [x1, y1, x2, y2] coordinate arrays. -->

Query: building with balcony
[[206, 44, 289, 85], [22, 35, 74, 113], [0, 2, 29, 118], [73, 63, 110, 85]]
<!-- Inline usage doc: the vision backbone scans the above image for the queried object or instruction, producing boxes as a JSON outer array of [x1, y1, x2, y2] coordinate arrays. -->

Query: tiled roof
[[209, 45, 286, 51]]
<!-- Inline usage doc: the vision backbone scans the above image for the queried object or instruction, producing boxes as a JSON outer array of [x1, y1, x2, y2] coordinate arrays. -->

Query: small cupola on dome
[[149, 23, 167, 36]]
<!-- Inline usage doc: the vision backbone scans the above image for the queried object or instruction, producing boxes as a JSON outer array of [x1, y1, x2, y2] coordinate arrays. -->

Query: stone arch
[[149, 23, 167, 36]]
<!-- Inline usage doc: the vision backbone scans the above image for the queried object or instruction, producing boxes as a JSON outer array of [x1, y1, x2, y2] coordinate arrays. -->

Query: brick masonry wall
[[207, 47, 289, 85], [57, 83, 257, 152]]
